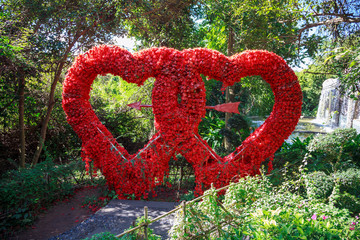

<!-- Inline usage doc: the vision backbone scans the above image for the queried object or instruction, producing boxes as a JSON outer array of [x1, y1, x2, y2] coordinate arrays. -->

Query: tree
[[198, 0, 302, 150], [1, 0, 128, 166], [124, 0, 202, 49], [0, 3, 37, 168], [298, 0, 360, 41], [317, 34, 360, 95], [19, 0, 128, 166], [298, 0, 360, 107]]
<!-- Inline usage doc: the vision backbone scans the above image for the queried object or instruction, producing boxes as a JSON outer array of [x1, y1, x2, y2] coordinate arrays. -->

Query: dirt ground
[[11, 186, 104, 240]]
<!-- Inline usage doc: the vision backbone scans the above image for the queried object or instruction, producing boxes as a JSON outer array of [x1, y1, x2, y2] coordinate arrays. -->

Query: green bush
[[336, 192, 360, 215], [307, 128, 358, 171], [301, 169, 360, 215], [0, 160, 86, 236], [198, 111, 225, 151], [304, 171, 334, 200], [169, 176, 360, 239], [334, 168, 360, 198], [84, 232, 118, 240], [269, 136, 312, 186]]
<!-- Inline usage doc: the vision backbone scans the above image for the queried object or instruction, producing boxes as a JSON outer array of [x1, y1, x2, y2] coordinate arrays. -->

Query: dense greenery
[[0, 159, 87, 236], [170, 176, 359, 239], [90, 75, 155, 153]]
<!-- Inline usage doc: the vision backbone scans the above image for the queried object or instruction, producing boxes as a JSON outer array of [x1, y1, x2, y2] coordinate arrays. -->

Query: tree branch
[[303, 71, 333, 75]]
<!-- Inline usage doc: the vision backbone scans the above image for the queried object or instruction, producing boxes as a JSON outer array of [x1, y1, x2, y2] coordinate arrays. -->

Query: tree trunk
[[31, 61, 65, 166], [31, 33, 83, 166], [19, 74, 26, 168], [224, 27, 235, 150]]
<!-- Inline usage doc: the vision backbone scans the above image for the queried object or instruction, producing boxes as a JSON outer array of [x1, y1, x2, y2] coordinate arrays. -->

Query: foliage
[[220, 114, 251, 152], [320, 35, 360, 97], [197, 0, 302, 116], [87, 218, 163, 240], [84, 232, 118, 240], [0, 159, 87, 237], [200, 78, 255, 152], [90, 75, 154, 152], [240, 76, 275, 117], [306, 128, 358, 172], [271, 129, 359, 185], [300, 0, 360, 40], [199, 0, 301, 61], [170, 176, 360, 239], [0, 2, 37, 131], [125, 0, 202, 49], [300, 14, 360, 99], [304, 171, 334, 200], [198, 111, 225, 151], [296, 66, 326, 117], [121, 216, 161, 240], [0, 0, 131, 167]]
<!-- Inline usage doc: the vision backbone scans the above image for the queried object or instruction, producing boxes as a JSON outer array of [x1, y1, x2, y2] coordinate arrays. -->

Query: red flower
[[62, 45, 302, 198]]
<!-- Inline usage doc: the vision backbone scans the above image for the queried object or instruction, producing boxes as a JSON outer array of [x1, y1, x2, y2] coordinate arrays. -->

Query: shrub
[[84, 232, 118, 240], [169, 176, 360, 239], [304, 171, 334, 200], [307, 128, 358, 172], [334, 168, 360, 198], [0, 160, 86, 236]]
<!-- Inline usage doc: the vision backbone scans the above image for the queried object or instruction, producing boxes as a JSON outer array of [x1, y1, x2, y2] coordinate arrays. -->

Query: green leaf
[[349, 60, 357, 68]]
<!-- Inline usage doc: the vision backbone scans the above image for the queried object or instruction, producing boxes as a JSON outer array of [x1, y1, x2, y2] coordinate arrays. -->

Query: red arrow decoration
[[206, 102, 241, 114], [127, 101, 152, 110], [128, 101, 240, 114]]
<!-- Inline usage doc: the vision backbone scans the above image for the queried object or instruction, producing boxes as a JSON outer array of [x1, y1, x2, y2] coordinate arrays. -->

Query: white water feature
[[249, 79, 360, 144], [315, 78, 360, 133], [250, 79, 360, 143], [251, 117, 330, 143]]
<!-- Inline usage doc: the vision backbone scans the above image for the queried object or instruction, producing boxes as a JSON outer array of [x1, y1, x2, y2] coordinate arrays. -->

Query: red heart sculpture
[[62, 45, 302, 198]]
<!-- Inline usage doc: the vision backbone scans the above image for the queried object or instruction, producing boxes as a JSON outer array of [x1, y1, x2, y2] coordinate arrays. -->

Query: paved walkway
[[50, 200, 178, 240]]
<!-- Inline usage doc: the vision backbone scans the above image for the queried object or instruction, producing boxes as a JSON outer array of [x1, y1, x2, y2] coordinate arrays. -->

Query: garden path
[[12, 186, 178, 240], [12, 186, 103, 240]]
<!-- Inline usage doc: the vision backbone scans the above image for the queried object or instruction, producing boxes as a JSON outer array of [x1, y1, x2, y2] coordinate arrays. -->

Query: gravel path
[[49, 200, 178, 240]]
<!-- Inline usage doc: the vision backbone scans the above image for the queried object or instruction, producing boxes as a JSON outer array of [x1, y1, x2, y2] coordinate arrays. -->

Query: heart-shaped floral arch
[[62, 45, 302, 199]]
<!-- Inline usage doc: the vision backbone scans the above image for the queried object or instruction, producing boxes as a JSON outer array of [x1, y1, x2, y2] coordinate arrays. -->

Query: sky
[[113, 36, 136, 52]]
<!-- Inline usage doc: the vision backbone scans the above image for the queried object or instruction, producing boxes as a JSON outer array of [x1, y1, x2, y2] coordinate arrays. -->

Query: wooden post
[[182, 201, 187, 234], [144, 206, 148, 240], [182, 201, 186, 219]]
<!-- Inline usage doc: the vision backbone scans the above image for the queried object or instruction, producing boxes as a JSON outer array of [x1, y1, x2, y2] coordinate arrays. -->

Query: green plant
[[0, 159, 88, 237], [180, 190, 195, 202], [220, 114, 251, 150], [269, 136, 312, 186], [121, 216, 161, 240], [334, 168, 360, 198], [304, 171, 334, 200], [198, 111, 225, 150], [307, 128, 357, 171], [170, 176, 360, 239], [84, 232, 118, 240]]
